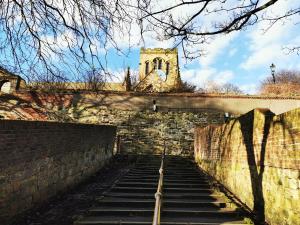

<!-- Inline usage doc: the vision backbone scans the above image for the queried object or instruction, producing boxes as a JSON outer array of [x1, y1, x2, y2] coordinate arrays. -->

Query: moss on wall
[[194, 108, 300, 225]]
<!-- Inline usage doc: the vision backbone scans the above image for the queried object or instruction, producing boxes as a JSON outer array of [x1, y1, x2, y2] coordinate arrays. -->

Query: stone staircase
[[75, 155, 250, 225]]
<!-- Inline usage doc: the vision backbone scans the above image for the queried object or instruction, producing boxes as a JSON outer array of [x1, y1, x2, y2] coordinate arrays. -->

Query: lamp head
[[270, 63, 276, 73]]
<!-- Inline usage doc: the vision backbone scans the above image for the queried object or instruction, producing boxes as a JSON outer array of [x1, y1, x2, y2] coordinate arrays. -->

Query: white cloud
[[214, 70, 234, 85], [106, 67, 140, 83], [200, 33, 238, 68], [229, 48, 237, 57], [104, 0, 241, 55], [241, 44, 282, 70], [181, 68, 214, 87], [240, 0, 300, 71], [107, 0, 300, 94], [239, 84, 259, 95], [106, 68, 125, 82], [181, 67, 234, 88], [41, 31, 77, 60]]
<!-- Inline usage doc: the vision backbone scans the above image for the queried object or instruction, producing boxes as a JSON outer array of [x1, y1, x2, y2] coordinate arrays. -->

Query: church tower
[[135, 48, 182, 92]]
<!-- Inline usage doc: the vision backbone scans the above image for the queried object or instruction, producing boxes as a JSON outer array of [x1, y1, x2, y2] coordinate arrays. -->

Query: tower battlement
[[140, 48, 178, 54]]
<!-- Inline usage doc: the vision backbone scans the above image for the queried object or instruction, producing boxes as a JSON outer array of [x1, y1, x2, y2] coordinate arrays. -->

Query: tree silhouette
[[139, 0, 298, 58], [0, 0, 298, 80]]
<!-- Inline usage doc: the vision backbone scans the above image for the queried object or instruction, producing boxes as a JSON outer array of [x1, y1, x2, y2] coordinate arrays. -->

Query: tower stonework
[[135, 48, 182, 92]]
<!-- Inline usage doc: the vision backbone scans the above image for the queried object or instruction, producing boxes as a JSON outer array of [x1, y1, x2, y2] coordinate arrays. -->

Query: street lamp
[[270, 63, 276, 84]]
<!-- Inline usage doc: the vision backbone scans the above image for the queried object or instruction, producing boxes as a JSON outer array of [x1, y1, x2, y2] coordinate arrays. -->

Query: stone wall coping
[[195, 107, 300, 131], [9, 90, 300, 100], [0, 119, 116, 129]]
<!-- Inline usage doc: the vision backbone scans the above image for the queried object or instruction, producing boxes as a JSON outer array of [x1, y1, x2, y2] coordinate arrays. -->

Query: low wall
[[0, 120, 116, 224], [1, 91, 300, 155], [0, 92, 226, 155], [194, 108, 300, 225]]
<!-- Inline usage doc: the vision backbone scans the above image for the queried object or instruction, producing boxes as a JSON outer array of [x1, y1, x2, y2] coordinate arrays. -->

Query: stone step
[[126, 172, 159, 176], [110, 187, 157, 193], [115, 182, 210, 188], [161, 216, 247, 224], [129, 170, 158, 172], [134, 164, 161, 167], [164, 175, 207, 178], [131, 167, 198, 171], [96, 196, 228, 203], [119, 178, 210, 184], [164, 193, 222, 200], [123, 174, 208, 180], [75, 216, 246, 225], [164, 178, 210, 182], [118, 178, 160, 183], [165, 162, 197, 165], [95, 198, 229, 208], [89, 208, 154, 216], [167, 171, 206, 175], [127, 170, 207, 177], [128, 171, 202, 176], [163, 200, 229, 208], [74, 155, 250, 225], [122, 175, 160, 179], [111, 186, 213, 194], [87, 207, 242, 218], [135, 161, 161, 164], [74, 216, 153, 225], [133, 165, 161, 168], [162, 208, 245, 218], [95, 199, 155, 207], [103, 192, 223, 200]]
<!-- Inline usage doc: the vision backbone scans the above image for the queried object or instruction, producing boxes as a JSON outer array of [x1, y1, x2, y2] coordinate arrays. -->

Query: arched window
[[145, 61, 149, 74], [166, 62, 170, 75], [153, 58, 158, 69], [158, 59, 162, 70], [0, 80, 11, 93], [153, 57, 163, 70]]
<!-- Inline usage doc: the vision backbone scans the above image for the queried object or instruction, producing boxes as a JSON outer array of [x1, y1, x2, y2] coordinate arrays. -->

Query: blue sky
[[106, 22, 300, 94], [103, 0, 300, 94], [1, 0, 299, 94]]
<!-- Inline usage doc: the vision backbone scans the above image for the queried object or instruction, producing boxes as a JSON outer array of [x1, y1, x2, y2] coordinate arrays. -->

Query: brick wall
[[194, 108, 300, 225], [0, 120, 116, 224]]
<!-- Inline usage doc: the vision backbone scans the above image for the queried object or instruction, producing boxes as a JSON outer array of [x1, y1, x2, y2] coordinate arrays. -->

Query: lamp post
[[224, 112, 229, 123], [270, 63, 276, 84], [153, 100, 157, 112]]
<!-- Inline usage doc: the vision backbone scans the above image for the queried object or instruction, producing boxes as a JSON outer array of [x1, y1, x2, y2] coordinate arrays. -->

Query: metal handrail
[[152, 145, 166, 225]]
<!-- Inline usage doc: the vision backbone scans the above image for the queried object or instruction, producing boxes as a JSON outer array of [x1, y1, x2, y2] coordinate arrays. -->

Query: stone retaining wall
[[0, 120, 116, 224], [72, 107, 223, 155], [1, 91, 300, 155], [194, 108, 300, 225], [0, 92, 226, 155]]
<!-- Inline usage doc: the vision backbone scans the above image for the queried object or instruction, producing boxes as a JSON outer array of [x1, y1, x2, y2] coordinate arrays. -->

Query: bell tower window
[[153, 57, 163, 70], [145, 61, 149, 74], [166, 62, 170, 75], [158, 59, 162, 70], [153, 58, 157, 69]]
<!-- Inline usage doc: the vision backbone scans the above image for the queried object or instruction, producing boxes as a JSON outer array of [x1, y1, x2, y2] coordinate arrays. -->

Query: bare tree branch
[[0, 0, 299, 83], [137, 0, 300, 59], [0, 0, 135, 82]]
